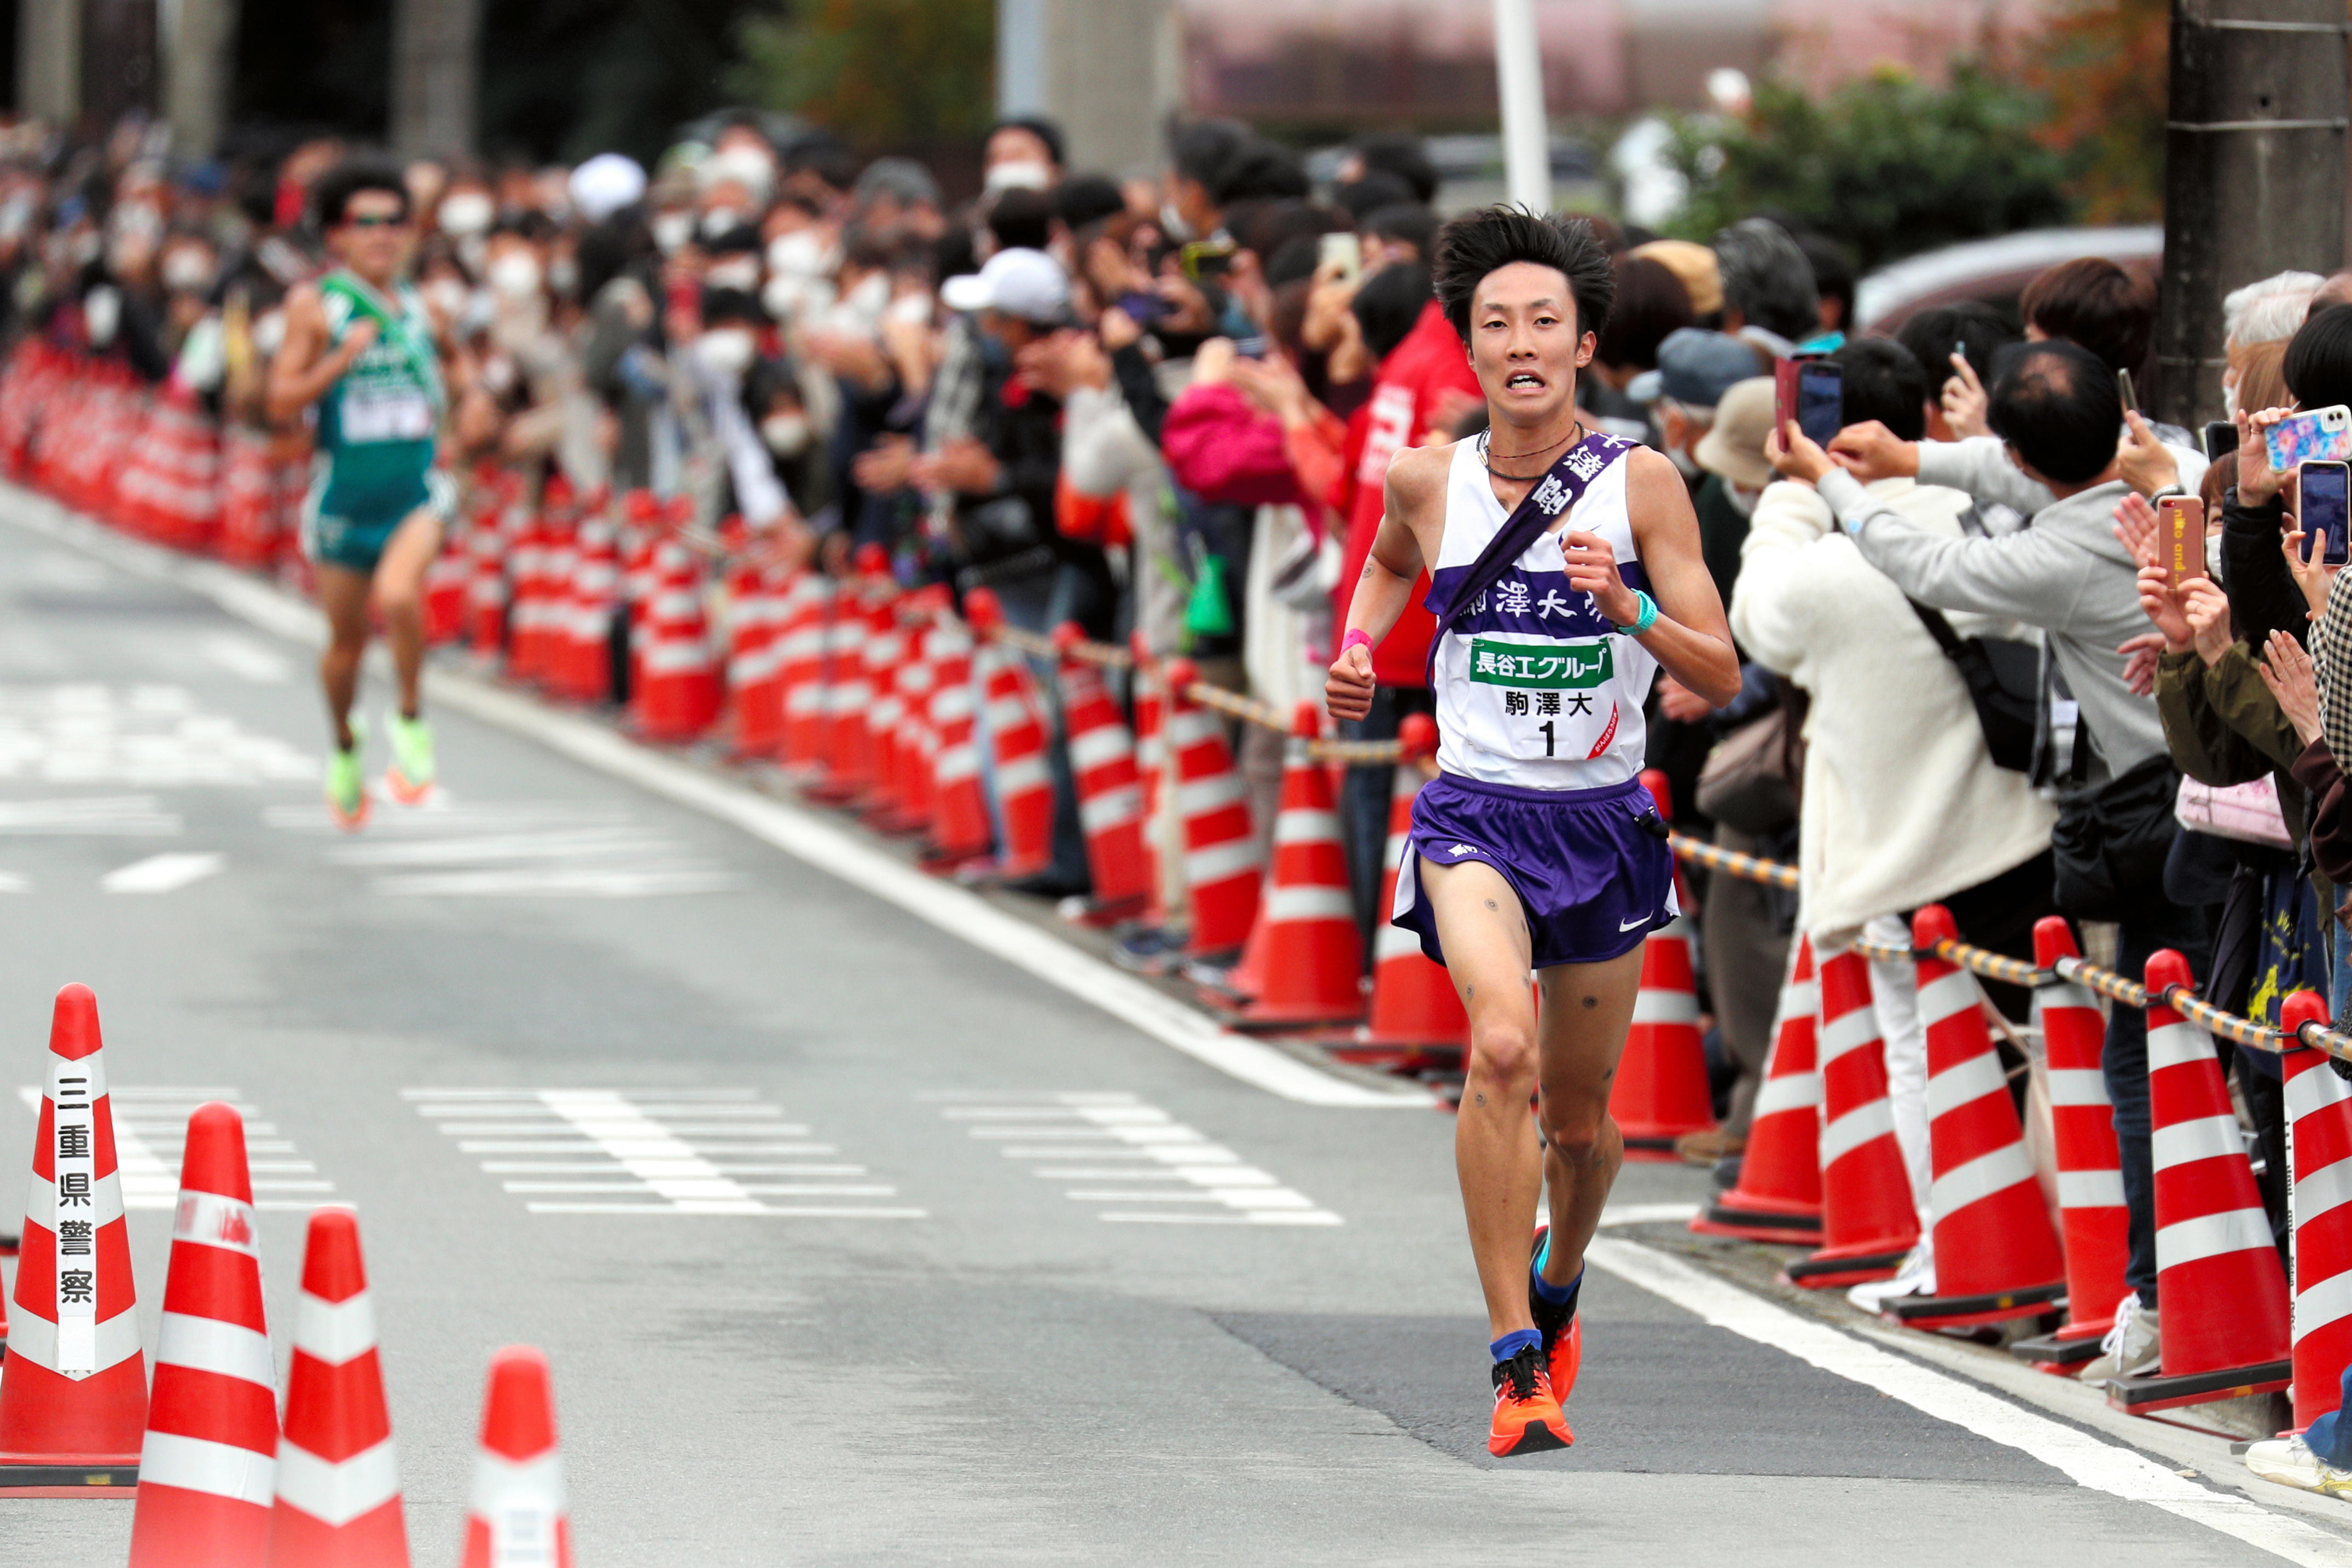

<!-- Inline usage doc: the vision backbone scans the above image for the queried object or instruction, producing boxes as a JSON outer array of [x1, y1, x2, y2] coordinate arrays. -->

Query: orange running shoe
[[1529, 1224, 1583, 1404], [1488, 1344, 1571, 1456]]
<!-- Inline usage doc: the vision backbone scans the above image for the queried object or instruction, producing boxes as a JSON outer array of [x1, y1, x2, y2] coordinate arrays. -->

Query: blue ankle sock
[[1531, 1237, 1583, 1311], [1491, 1328, 1543, 1363]]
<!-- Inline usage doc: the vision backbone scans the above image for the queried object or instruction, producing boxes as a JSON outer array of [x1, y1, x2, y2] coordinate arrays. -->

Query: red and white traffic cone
[[922, 608, 991, 868], [1877, 905, 2066, 1329], [555, 500, 619, 701], [725, 559, 788, 758], [1692, 935, 1823, 1244], [964, 588, 1053, 880], [1163, 658, 1260, 957], [217, 428, 280, 570], [0, 983, 145, 1494], [1130, 637, 1177, 928], [1614, 770, 1716, 1155], [630, 539, 723, 742], [128, 1103, 276, 1565], [505, 499, 550, 684], [1053, 623, 1151, 922], [460, 1348, 571, 1568], [1784, 948, 1919, 1288], [1360, 714, 1468, 1052], [265, 1206, 408, 1568], [856, 572, 909, 814], [2011, 916, 2132, 1367], [806, 561, 878, 800], [876, 590, 946, 834], [1233, 702, 1364, 1027], [2281, 990, 2352, 1432], [2108, 949, 2293, 1413], [777, 573, 834, 771]]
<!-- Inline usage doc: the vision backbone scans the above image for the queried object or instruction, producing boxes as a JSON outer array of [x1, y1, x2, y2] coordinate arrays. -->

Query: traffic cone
[[2011, 916, 2132, 1367], [128, 1103, 276, 1565], [880, 589, 948, 835], [1691, 936, 1823, 1243], [1053, 623, 1151, 923], [217, 427, 281, 570], [1877, 906, 2066, 1329], [2280, 990, 2352, 1431], [460, 1348, 571, 1568], [921, 607, 991, 868], [725, 560, 787, 758], [1613, 770, 1715, 1155], [0, 983, 144, 1494], [1360, 715, 1469, 1052], [266, 1206, 408, 1568], [856, 573, 910, 815], [777, 572, 834, 770], [1783, 948, 1919, 1288], [806, 557, 879, 800], [1130, 637, 1176, 927], [964, 588, 1053, 879], [630, 538, 723, 742], [2109, 949, 2293, 1413], [1163, 658, 1260, 956], [1235, 702, 1364, 1027]]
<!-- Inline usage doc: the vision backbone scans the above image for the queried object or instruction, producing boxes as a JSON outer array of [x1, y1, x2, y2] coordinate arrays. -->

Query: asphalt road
[[0, 489, 2346, 1566]]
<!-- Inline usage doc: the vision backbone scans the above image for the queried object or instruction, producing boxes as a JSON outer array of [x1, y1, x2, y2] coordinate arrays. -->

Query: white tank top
[[1426, 434, 1656, 788]]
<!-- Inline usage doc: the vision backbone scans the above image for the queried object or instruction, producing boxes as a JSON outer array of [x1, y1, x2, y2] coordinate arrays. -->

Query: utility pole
[[166, 0, 237, 156], [998, 0, 1176, 175], [2154, 0, 2349, 427], [390, 0, 480, 158], [1493, 0, 1551, 213], [18, 0, 80, 126]]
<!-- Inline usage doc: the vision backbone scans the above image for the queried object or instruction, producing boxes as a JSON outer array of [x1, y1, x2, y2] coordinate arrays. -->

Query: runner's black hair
[[312, 161, 411, 229], [1433, 207, 1613, 346]]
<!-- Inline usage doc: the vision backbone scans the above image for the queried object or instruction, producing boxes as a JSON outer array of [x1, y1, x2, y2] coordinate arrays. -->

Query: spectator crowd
[[15, 108, 2352, 1415]]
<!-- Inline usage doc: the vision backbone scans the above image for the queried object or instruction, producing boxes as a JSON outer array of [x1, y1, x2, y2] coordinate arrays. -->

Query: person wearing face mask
[[436, 179, 496, 275], [983, 116, 1064, 196], [266, 162, 472, 828], [678, 290, 792, 536]]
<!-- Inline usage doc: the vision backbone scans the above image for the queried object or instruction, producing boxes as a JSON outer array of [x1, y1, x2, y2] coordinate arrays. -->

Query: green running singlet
[[303, 269, 450, 573]]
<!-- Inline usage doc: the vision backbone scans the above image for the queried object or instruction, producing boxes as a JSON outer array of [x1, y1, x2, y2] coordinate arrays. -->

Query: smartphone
[[1773, 356, 1801, 435], [1115, 290, 1172, 324], [2303, 459, 2351, 567], [1180, 236, 1237, 283], [2267, 404, 2352, 471], [2158, 495, 2206, 588], [2117, 368, 2138, 414], [2203, 420, 2237, 461], [1797, 359, 1844, 448], [1317, 230, 1361, 287]]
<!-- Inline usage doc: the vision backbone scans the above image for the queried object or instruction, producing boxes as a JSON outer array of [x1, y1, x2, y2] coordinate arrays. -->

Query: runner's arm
[[264, 287, 375, 425], [1569, 447, 1741, 707], [1327, 449, 1439, 720]]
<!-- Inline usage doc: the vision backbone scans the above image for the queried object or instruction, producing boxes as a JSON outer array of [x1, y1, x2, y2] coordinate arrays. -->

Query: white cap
[[568, 153, 647, 225], [940, 247, 1070, 323]]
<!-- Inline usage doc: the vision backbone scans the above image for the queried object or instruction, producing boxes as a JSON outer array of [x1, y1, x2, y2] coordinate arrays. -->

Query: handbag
[[1907, 600, 2039, 771], [1695, 708, 1798, 835], [2052, 754, 2181, 921], [2175, 774, 2295, 851]]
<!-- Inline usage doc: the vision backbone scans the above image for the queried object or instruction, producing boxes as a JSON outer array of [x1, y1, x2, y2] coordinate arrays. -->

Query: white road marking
[[1588, 1237, 2352, 1567], [0, 684, 315, 785], [281, 800, 735, 898], [17, 1085, 336, 1210], [7, 486, 1431, 1109], [0, 794, 180, 834], [939, 1093, 1341, 1226], [405, 1088, 922, 1218], [197, 633, 293, 684], [371, 866, 741, 898], [100, 851, 225, 893]]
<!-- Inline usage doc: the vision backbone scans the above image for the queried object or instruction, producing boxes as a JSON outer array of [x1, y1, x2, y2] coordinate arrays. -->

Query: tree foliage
[[2024, 0, 2168, 222], [730, 0, 996, 148], [1665, 65, 2074, 272]]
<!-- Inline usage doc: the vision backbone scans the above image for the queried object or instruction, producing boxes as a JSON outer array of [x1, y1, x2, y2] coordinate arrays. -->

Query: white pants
[[1865, 913, 1935, 1235]]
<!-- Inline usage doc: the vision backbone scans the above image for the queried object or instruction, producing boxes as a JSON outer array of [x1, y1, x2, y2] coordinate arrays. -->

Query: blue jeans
[[2332, 892, 2351, 1021], [2105, 908, 2215, 1308]]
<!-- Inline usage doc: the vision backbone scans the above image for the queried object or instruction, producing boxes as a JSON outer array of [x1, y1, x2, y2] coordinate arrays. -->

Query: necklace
[[1479, 423, 1584, 483]]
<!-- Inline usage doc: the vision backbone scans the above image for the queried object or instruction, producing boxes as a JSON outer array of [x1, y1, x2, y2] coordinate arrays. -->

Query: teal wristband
[[1615, 591, 1659, 636]]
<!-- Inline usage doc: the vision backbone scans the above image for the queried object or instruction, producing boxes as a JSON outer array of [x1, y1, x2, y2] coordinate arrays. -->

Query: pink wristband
[[1341, 629, 1373, 657]]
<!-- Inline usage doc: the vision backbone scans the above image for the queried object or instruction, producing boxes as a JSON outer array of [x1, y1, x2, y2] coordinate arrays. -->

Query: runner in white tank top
[[1326, 209, 1740, 1458]]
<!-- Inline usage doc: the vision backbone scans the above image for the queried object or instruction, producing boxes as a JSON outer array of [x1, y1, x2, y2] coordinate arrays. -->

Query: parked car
[[1854, 225, 2163, 336]]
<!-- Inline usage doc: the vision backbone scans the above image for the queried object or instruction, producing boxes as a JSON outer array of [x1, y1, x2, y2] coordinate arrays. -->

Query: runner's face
[[333, 190, 412, 281], [1468, 262, 1592, 426]]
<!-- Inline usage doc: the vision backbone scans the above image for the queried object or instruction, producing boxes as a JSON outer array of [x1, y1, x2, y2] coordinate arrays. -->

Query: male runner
[[266, 162, 459, 827], [1328, 209, 1740, 1455]]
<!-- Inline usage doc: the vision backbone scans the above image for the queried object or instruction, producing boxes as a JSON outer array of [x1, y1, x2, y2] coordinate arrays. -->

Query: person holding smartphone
[[1326, 208, 1738, 1456]]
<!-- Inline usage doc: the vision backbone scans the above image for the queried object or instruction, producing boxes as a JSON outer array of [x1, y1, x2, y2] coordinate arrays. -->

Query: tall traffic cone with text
[[0, 982, 144, 1494], [266, 1206, 408, 1567], [128, 1103, 277, 1565], [461, 1348, 571, 1568]]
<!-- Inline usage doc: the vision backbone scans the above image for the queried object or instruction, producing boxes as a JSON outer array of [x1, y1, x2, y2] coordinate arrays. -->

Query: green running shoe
[[326, 737, 370, 830], [386, 711, 435, 804]]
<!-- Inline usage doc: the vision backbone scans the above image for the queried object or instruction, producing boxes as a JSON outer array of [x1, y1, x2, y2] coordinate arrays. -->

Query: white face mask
[[985, 160, 1053, 193], [701, 206, 746, 240], [488, 251, 542, 300], [705, 257, 759, 293], [161, 247, 214, 294], [422, 278, 468, 322], [652, 211, 694, 255], [695, 327, 757, 376], [760, 411, 813, 456], [83, 284, 120, 347], [438, 191, 493, 237], [1159, 200, 1193, 244], [768, 230, 837, 278]]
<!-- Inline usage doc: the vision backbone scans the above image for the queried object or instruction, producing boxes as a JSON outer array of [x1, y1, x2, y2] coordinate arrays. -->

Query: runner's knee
[[1538, 1100, 1615, 1168], [1467, 1018, 1537, 1088]]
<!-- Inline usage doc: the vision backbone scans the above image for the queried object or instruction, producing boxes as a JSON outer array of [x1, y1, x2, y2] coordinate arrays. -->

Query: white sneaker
[[2246, 1434, 2352, 1495], [1848, 1240, 1938, 1312], [2079, 1291, 2161, 1386]]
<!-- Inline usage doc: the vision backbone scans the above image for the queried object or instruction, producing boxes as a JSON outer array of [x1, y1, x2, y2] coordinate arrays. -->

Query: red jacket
[[1335, 300, 1482, 687]]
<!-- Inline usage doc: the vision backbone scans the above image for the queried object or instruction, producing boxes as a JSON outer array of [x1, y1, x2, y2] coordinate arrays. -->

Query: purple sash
[[1428, 428, 1630, 653]]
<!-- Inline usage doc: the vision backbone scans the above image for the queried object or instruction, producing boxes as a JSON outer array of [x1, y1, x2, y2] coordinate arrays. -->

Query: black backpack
[[1907, 599, 2040, 772]]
